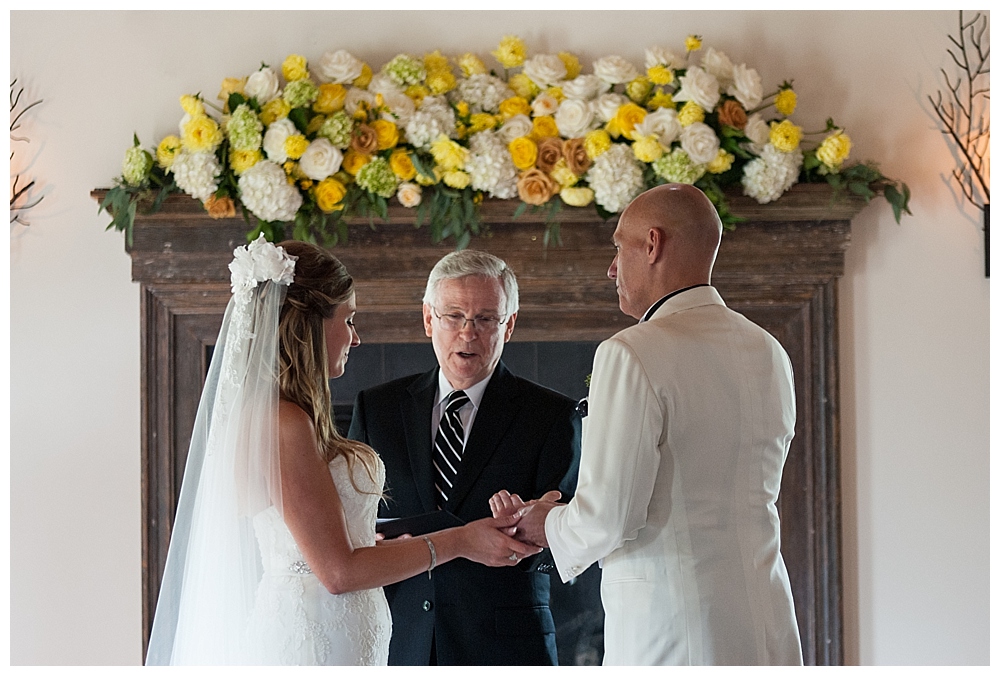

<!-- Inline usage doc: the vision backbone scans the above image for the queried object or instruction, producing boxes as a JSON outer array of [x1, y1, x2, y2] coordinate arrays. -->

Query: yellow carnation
[[647, 65, 674, 87], [626, 77, 653, 105], [455, 101, 471, 118], [558, 52, 582, 80], [770, 119, 803, 152], [284, 134, 309, 160], [685, 35, 703, 52], [313, 83, 347, 115], [406, 84, 431, 106], [424, 50, 450, 73], [677, 101, 705, 127], [584, 129, 612, 159], [314, 177, 347, 212], [427, 69, 457, 96], [498, 96, 532, 120], [182, 115, 223, 152], [508, 136, 539, 170], [371, 119, 400, 150], [775, 89, 797, 117], [353, 63, 373, 89], [508, 73, 540, 100], [550, 158, 579, 188], [816, 130, 852, 169], [180, 94, 205, 117], [260, 98, 291, 126], [560, 186, 594, 208], [282, 54, 309, 82], [342, 149, 370, 176], [647, 90, 676, 111], [632, 134, 664, 163], [389, 149, 417, 181], [282, 161, 305, 181], [469, 113, 498, 134], [430, 135, 469, 171], [457, 53, 488, 77], [156, 135, 182, 169], [530, 115, 560, 140], [493, 35, 527, 69], [218, 77, 246, 103], [611, 102, 648, 140], [707, 150, 735, 174], [229, 148, 262, 175], [443, 169, 471, 190]]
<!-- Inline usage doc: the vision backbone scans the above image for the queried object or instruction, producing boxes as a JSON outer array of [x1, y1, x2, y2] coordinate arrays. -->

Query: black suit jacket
[[348, 361, 581, 665]]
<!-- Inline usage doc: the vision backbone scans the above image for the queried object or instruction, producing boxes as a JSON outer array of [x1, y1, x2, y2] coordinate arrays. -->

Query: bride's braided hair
[[277, 241, 380, 492]]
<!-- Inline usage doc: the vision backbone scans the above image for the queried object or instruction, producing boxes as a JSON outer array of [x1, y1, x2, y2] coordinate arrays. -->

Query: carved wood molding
[[95, 184, 866, 664]]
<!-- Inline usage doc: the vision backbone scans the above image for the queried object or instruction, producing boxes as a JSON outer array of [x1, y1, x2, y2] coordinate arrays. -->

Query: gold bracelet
[[423, 536, 437, 578]]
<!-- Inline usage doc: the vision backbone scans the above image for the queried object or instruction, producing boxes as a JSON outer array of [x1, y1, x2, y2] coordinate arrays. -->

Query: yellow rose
[[677, 101, 705, 126], [493, 35, 527, 69], [685, 35, 703, 52], [707, 149, 735, 174], [584, 129, 612, 159], [229, 148, 262, 175], [406, 84, 431, 106], [430, 135, 469, 171], [182, 115, 223, 152], [415, 165, 443, 186], [775, 89, 797, 117], [389, 149, 417, 181], [498, 96, 532, 120], [508, 136, 539, 170], [282, 54, 309, 82], [770, 119, 803, 152], [217, 77, 246, 105], [314, 177, 347, 213], [508, 73, 540, 100], [647, 90, 676, 111], [626, 77, 653, 105], [647, 65, 674, 87], [284, 134, 309, 160], [371, 119, 400, 150], [550, 158, 578, 188], [427, 69, 457, 96], [816, 130, 852, 169], [560, 186, 594, 208], [353, 63, 373, 89], [632, 134, 664, 163], [424, 50, 450, 73], [156, 135, 182, 168], [299, 179, 313, 191], [558, 52, 582, 80], [313, 83, 347, 114], [342, 149, 370, 176], [612, 102, 648, 140], [457, 53, 488, 77], [260, 98, 291, 126], [443, 169, 471, 190], [530, 115, 560, 140], [180, 94, 205, 117], [468, 113, 498, 134]]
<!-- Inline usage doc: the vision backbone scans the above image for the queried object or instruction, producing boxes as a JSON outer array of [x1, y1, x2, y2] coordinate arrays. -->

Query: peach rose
[[350, 124, 379, 155], [717, 99, 747, 130], [517, 168, 558, 206], [562, 138, 592, 176], [204, 194, 236, 219], [535, 137, 564, 173]]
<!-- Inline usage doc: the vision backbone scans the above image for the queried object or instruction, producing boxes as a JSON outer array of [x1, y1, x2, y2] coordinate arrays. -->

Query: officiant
[[348, 249, 581, 665]]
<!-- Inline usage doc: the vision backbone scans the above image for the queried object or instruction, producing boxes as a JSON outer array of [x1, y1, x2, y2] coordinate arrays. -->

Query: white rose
[[531, 92, 560, 118], [380, 89, 416, 127], [316, 49, 364, 85], [744, 113, 770, 151], [701, 48, 735, 88], [592, 93, 629, 123], [498, 114, 533, 144], [262, 118, 296, 164], [298, 138, 343, 181], [635, 107, 681, 146], [344, 87, 376, 116], [396, 182, 422, 208], [673, 66, 721, 112], [522, 54, 568, 88], [680, 122, 721, 165], [245, 67, 280, 103], [367, 72, 404, 97], [728, 64, 764, 110], [645, 46, 683, 70], [554, 98, 596, 138], [561, 74, 610, 101], [593, 55, 639, 84]]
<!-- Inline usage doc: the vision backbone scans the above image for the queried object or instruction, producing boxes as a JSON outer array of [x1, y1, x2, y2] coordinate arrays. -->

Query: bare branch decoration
[[10, 78, 44, 226]]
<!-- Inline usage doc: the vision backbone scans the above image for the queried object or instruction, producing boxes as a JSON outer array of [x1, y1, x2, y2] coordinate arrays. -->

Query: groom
[[348, 249, 581, 665]]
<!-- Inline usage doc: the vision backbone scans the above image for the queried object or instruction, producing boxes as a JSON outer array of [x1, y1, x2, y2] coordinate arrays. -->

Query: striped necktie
[[433, 389, 470, 508]]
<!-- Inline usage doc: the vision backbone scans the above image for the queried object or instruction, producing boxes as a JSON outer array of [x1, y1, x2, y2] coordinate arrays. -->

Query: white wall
[[9, 10, 989, 666]]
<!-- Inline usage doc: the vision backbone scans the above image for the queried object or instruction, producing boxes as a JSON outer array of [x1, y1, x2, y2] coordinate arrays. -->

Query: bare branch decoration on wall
[[10, 78, 44, 226], [928, 11, 990, 276]]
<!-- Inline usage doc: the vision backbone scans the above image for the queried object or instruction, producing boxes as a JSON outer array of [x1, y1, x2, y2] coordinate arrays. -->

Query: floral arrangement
[[103, 35, 911, 248]]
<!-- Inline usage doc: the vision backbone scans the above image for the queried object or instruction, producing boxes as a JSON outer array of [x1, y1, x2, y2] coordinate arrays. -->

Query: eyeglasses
[[431, 306, 508, 333]]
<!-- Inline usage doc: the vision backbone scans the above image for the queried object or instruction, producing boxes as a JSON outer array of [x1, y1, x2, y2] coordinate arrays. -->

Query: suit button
[[422, 600, 433, 612]]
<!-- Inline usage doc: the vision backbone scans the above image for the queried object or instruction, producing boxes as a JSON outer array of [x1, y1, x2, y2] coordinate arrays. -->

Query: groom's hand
[[514, 492, 562, 548]]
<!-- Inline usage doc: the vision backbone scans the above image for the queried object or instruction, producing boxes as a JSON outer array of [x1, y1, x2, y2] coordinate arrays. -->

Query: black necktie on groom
[[433, 389, 470, 508]]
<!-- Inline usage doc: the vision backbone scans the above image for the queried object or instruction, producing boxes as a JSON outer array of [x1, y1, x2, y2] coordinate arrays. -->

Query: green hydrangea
[[384, 54, 426, 87], [318, 111, 353, 149], [652, 147, 705, 185], [227, 104, 263, 151], [122, 145, 153, 186], [283, 79, 319, 109], [356, 157, 398, 198]]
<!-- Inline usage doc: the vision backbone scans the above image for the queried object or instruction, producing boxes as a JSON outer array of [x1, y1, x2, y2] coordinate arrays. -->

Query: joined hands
[[489, 489, 563, 549]]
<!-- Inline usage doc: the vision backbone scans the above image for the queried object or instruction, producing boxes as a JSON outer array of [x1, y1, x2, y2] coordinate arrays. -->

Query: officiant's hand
[[456, 515, 543, 567]]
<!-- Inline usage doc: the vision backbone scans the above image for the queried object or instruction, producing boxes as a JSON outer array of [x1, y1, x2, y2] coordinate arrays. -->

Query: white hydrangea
[[262, 118, 297, 164], [741, 143, 803, 204], [555, 98, 597, 138], [728, 64, 764, 110], [645, 46, 684, 70], [679, 122, 720, 165], [405, 96, 456, 149], [316, 49, 364, 85], [522, 54, 568, 88], [700, 48, 735, 89], [170, 150, 221, 202], [452, 74, 514, 114], [592, 93, 629, 123], [634, 107, 681, 147], [674, 66, 721, 112], [245, 67, 280, 103], [586, 143, 645, 213], [497, 114, 533, 144], [561, 74, 610, 101], [593, 55, 639, 84], [238, 160, 303, 222], [465, 131, 518, 200]]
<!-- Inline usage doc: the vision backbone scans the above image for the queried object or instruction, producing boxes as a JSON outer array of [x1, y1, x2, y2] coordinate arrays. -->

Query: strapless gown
[[245, 454, 391, 665]]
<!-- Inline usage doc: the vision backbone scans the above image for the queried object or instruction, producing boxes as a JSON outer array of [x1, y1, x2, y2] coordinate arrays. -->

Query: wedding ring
[[508, 553, 518, 562]]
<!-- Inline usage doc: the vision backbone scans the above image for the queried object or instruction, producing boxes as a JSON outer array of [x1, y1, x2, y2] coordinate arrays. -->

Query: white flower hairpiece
[[229, 234, 297, 296]]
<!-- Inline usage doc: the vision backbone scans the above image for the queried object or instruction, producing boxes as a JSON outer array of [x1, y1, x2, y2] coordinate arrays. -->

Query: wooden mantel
[[95, 183, 868, 665]]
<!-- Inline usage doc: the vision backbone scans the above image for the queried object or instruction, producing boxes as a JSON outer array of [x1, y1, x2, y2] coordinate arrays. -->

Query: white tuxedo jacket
[[545, 286, 802, 665]]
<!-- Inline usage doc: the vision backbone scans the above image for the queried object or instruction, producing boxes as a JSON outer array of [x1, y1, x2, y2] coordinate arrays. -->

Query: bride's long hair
[[277, 241, 380, 492]]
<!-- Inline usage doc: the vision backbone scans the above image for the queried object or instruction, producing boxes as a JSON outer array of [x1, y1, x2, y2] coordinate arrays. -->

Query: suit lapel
[[446, 362, 521, 514], [401, 368, 439, 513]]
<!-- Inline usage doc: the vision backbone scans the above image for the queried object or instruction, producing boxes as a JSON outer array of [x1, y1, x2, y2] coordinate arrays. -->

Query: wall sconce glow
[[10, 78, 44, 227]]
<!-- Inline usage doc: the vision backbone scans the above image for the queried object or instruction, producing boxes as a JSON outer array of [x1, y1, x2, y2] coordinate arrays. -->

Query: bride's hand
[[489, 490, 526, 520], [457, 516, 542, 567]]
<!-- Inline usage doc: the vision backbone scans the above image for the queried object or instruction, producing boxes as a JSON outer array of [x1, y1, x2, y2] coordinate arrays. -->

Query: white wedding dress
[[245, 454, 392, 665]]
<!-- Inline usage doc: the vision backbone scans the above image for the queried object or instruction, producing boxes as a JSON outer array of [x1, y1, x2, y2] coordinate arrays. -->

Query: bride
[[145, 236, 540, 665]]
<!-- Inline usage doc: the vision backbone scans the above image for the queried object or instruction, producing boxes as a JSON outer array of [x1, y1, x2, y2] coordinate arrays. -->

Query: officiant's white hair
[[423, 249, 520, 316]]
